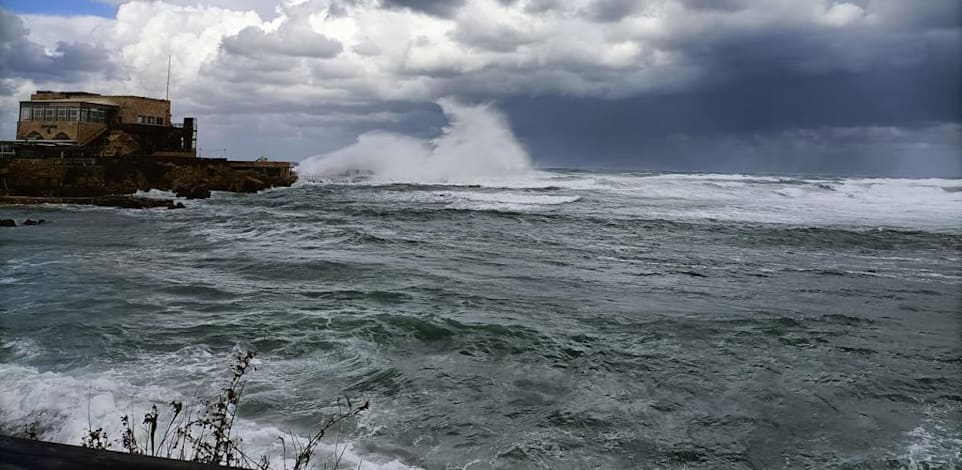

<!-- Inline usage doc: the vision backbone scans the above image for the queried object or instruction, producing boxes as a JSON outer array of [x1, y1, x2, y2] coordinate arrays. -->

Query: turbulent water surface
[[1, 171, 961, 469]]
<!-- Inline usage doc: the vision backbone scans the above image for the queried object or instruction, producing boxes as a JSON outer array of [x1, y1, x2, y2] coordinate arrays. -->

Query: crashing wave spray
[[296, 98, 533, 183]]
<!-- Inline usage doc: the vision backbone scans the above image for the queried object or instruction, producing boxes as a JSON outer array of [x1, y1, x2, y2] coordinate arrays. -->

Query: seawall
[[0, 156, 296, 201]]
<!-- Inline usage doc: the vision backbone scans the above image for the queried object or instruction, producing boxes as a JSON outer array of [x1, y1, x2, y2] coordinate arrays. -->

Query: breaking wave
[[0, 361, 417, 470], [296, 99, 532, 184]]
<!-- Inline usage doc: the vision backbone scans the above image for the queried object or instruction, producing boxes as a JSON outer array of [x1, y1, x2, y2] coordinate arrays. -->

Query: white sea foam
[[363, 189, 581, 212], [532, 173, 962, 231], [0, 363, 419, 470], [297, 99, 533, 184], [294, 165, 960, 229], [133, 189, 179, 200], [901, 420, 962, 469], [445, 191, 580, 206]]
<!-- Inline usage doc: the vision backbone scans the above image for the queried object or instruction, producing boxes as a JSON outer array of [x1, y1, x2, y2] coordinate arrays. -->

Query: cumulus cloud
[[222, 18, 343, 58], [0, 9, 115, 82]]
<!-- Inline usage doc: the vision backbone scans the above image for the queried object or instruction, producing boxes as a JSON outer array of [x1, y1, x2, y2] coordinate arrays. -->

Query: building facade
[[14, 91, 194, 158], [2, 90, 295, 199]]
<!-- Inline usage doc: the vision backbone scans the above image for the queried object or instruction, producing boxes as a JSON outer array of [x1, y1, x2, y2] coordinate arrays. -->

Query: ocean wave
[[898, 412, 962, 469], [0, 362, 420, 470], [432, 191, 581, 207]]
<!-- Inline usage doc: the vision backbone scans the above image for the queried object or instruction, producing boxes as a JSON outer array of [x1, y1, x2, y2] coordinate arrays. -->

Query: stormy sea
[[1, 169, 960, 469], [1, 103, 961, 469]]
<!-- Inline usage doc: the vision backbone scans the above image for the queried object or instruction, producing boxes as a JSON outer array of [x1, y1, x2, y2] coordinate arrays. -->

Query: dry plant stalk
[[78, 350, 370, 470]]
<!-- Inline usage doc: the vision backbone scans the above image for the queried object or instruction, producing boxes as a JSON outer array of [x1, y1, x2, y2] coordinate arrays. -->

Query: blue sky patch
[[0, 0, 116, 17]]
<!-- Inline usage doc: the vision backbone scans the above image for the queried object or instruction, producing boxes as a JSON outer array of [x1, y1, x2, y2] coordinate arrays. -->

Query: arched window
[[25, 131, 43, 140], [53, 132, 71, 140]]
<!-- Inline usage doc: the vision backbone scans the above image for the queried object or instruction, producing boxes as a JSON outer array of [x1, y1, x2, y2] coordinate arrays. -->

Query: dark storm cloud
[[483, 0, 960, 176], [499, 50, 960, 176], [503, 58, 960, 136], [0, 9, 114, 84], [379, 0, 463, 17], [680, 0, 750, 12], [584, 0, 639, 22], [521, 0, 563, 14]]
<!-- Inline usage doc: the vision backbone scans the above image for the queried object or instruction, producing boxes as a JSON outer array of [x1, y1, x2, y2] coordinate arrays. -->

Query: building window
[[86, 108, 105, 123], [147, 116, 156, 125], [44, 107, 55, 121], [156, 117, 164, 126], [20, 106, 31, 121], [137, 115, 145, 124]]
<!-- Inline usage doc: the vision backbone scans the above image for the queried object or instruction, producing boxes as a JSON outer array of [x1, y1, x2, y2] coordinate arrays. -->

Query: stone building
[[15, 90, 195, 158], [2, 90, 296, 199]]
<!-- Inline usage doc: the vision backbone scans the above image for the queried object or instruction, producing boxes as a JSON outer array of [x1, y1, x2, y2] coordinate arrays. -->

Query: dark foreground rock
[[0, 196, 180, 209], [0, 435, 245, 470], [1, 219, 15, 227], [91, 196, 181, 209], [174, 185, 212, 199]]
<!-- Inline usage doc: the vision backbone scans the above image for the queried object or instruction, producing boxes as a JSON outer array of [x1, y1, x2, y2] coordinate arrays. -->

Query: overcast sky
[[0, 0, 959, 176]]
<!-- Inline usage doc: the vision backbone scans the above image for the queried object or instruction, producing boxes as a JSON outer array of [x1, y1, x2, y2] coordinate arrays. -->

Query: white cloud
[[6, 0, 940, 107], [222, 17, 342, 59], [822, 2, 864, 27]]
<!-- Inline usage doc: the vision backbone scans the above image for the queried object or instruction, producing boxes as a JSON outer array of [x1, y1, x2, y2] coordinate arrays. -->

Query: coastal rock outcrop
[[0, 195, 180, 209], [0, 156, 296, 205], [174, 186, 211, 199]]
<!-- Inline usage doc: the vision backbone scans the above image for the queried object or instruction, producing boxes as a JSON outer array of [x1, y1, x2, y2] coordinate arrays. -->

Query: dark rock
[[92, 196, 178, 209], [2, 195, 174, 209], [0, 434, 250, 470], [22, 219, 39, 225], [174, 186, 211, 199], [168, 202, 186, 210], [0, 219, 15, 227]]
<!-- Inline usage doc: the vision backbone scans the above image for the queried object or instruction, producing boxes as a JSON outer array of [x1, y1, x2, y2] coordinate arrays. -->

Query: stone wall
[[77, 122, 110, 144], [16, 121, 109, 143], [1, 156, 295, 199], [0, 158, 65, 196], [106, 97, 171, 126]]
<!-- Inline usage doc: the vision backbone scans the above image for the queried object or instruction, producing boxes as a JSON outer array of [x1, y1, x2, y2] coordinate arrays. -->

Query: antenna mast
[[165, 53, 172, 101]]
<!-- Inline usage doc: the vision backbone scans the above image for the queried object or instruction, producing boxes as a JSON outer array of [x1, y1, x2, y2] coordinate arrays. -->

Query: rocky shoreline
[[0, 195, 184, 210], [0, 156, 296, 201]]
